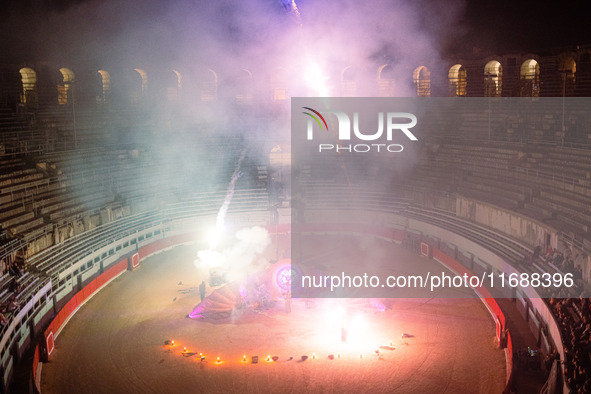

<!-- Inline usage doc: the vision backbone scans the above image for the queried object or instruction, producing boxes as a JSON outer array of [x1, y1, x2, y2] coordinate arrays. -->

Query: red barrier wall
[[137, 233, 196, 261], [130, 253, 139, 270], [41, 230, 220, 362], [135, 225, 404, 265], [505, 331, 514, 393], [432, 247, 506, 329], [43, 258, 128, 361], [32, 344, 39, 381], [432, 246, 513, 393], [39, 223, 510, 390]]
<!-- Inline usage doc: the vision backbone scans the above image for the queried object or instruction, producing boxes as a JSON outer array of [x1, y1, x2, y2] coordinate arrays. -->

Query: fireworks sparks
[[211, 149, 247, 248]]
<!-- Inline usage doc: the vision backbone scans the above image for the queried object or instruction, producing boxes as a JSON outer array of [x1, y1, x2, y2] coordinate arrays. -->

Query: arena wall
[[2, 205, 566, 393]]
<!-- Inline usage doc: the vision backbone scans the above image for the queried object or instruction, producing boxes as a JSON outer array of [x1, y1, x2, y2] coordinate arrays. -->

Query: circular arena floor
[[41, 237, 506, 394]]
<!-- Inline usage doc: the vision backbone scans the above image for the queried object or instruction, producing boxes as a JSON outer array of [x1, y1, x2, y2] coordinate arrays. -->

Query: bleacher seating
[[2, 81, 591, 393]]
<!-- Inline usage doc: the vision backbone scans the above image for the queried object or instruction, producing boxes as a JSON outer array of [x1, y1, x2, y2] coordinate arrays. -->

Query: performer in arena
[[199, 280, 206, 302]]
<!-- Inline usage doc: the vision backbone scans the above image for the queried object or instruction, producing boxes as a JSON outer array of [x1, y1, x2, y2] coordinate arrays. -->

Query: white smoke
[[210, 149, 247, 248], [195, 226, 271, 284]]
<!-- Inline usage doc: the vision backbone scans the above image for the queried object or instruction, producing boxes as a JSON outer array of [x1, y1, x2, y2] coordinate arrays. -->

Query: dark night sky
[[0, 0, 590, 65], [460, 0, 591, 52]]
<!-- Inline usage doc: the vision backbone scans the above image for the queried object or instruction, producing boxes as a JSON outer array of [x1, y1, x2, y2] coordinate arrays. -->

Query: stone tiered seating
[[0, 158, 56, 238], [417, 141, 591, 247], [403, 164, 456, 193], [301, 183, 409, 213], [0, 109, 27, 133], [523, 152, 589, 186]]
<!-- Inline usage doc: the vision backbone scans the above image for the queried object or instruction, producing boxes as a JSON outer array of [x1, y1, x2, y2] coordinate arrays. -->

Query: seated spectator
[[8, 277, 21, 294], [574, 266, 583, 281], [8, 263, 21, 278], [544, 245, 552, 257], [565, 258, 575, 273], [553, 252, 564, 267], [534, 245, 542, 260], [0, 313, 7, 327], [522, 253, 534, 265], [6, 296, 20, 313]]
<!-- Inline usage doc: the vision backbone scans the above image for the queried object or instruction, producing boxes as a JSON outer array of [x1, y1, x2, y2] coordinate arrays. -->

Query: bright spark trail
[[211, 149, 247, 247], [290, 0, 302, 26]]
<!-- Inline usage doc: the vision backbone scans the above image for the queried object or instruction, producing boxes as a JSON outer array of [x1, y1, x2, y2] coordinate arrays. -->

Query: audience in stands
[[548, 296, 591, 393], [8, 277, 21, 294], [6, 296, 20, 313], [8, 262, 21, 278], [1, 294, 21, 314], [0, 270, 26, 331]]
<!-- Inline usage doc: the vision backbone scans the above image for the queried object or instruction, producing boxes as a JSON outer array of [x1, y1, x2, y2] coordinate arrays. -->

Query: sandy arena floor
[[41, 235, 506, 394]]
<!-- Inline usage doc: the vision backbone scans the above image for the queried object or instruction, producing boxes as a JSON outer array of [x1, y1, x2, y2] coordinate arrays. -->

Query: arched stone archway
[[377, 64, 395, 97], [97, 70, 111, 105], [448, 64, 467, 97], [131, 68, 148, 105], [558, 56, 576, 96], [200, 68, 218, 102], [235, 69, 253, 102], [341, 66, 357, 97], [19, 67, 38, 106], [167, 69, 182, 103], [270, 68, 288, 101], [413, 66, 431, 97], [484, 60, 502, 97], [58, 68, 75, 104], [519, 59, 540, 97], [134, 69, 148, 93]]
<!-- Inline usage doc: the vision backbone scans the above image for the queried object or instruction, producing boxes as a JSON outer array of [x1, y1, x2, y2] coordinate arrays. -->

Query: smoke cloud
[[195, 226, 271, 284], [0, 0, 468, 219], [2, 0, 466, 90]]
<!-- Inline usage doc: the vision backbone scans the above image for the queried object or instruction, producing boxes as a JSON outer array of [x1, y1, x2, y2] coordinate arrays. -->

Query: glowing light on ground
[[310, 299, 385, 354], [194, 226, 271, 284], [196, 249, 225, 269], [207, 229, 222, 250]]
